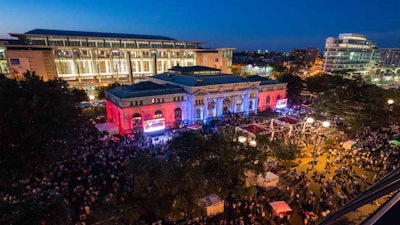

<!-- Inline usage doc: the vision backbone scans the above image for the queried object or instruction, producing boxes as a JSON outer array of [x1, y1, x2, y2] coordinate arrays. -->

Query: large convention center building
[[2, 29, 233, 89], [105, 66, 287, 134]]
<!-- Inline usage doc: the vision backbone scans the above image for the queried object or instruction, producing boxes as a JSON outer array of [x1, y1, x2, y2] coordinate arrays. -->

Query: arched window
[[223, 97, 231, 114], [174, 108, 182, 121], [154, 110, 163, 119], [223, 98, 231, 105], [132, 113, 142, 127], [277, 94, 281, 100], [266, 96, 271, 105], [208, 100, 216, 109], [236, 96, 242, 105]]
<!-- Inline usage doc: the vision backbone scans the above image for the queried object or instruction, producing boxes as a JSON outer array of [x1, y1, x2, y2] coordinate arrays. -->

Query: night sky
[[1, 0, 399, 51]]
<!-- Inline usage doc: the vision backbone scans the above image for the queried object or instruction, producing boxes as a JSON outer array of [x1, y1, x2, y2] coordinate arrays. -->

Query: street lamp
[[238, 136, 247, 143], [89, 95, 95, 101], [302, 117, 315, 132], [313, 120, 330, 152], [322, 121, 330, 128], [387, 99, 394, 124]]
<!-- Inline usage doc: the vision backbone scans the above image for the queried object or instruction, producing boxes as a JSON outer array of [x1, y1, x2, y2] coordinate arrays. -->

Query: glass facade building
[[322, 33, 380, 76]]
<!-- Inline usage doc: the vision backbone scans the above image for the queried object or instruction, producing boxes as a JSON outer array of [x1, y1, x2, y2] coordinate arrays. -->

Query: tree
[[95, 83, 121, 99], [276, 73, 304, 106], [304, 73, 346, 93], [0, 71, 87, 181]]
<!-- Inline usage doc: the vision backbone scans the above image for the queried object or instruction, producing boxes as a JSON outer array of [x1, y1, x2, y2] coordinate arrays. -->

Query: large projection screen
[[143, 118, 166, 133]]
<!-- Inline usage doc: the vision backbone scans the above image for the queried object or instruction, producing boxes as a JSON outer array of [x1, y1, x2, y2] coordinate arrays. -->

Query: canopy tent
[[269, 201, 292, 216], [257, 171, 279, 190], [199, 194, 224, 216], [188, 124, 202, 130], [342, 140, 356, 151], [95, 122, 119, 135]]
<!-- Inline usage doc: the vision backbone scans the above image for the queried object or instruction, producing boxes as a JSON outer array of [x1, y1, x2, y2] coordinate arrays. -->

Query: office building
[[380, 48, 400, 68], [322, 33, 380, 76]]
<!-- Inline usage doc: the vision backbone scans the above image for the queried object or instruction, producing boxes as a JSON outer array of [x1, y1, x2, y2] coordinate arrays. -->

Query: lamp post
[[388, 99, 394, 124], [302, 117, 315, 133], [313, 120, 330, 152]]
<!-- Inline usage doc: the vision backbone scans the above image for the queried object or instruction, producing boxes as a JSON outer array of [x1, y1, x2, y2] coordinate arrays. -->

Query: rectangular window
[[126, 42, 137, 48], [10, 58, 20, 65], [49, 40, 64, 46], [143, 61, 150, 71], [140, 100, 143, 105], [196, 108, 202, 119], [68, 41, 81, 46], [97, 42, 104, 47], [111, 42, 120, 48], [88, 41, 96, 47], [30, 39, 46, 45]]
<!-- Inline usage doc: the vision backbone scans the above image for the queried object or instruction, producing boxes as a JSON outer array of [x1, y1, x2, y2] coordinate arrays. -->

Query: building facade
[[196, 48, 233, 74], [5, 29, 233, 89], [322, 33, 380, 76], [105, 66, 287, 134], [380, 48, 400, 69], [0, 41, 8, 75]]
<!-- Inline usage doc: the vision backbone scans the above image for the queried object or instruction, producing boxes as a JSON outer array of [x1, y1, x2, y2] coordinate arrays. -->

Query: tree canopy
[[276, 73, 304, 106], [305, 73, 400, 133], [0, 71, 87, 180], [127, 128, 269, 222]]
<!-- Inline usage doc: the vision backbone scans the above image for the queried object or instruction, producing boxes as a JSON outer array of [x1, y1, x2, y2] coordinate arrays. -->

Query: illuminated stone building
[[4, 29, 233, 89], [105, 66, 287, 134]]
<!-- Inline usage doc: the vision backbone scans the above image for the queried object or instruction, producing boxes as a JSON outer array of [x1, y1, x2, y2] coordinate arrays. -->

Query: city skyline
[[1, 0, 400, 51]]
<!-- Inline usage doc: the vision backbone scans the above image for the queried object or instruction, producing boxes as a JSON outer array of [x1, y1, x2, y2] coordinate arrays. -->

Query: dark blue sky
[[1, 0, 399, 51]]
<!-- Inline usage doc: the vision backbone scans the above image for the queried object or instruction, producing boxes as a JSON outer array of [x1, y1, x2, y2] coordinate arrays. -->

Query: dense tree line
[[126, 128, 270, 222], [0, 71, 87, 182], [305, 74, 400, 134]]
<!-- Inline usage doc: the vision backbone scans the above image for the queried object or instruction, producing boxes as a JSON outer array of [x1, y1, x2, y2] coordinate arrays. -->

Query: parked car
[[93, 101, 106, 106], [79, 102, 93, 108]]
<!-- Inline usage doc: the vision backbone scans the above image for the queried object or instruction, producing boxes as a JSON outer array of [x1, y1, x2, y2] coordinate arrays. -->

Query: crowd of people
[[1, 107, 399, 225]]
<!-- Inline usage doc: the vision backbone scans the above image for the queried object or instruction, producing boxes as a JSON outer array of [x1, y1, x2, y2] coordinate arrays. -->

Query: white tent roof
[[95, 122, 119, 135], [188, 124, 202, 130], [199, 194, 222, 207], [343, 140, 356, 150], [264, 171, 279, 181], [269, 201, 292, 214]]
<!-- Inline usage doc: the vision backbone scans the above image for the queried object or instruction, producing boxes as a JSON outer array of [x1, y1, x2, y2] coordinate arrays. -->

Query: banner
[[276, 98, 288, 109]]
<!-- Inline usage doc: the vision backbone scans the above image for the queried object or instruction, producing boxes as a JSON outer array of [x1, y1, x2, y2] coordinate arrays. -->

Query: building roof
[[246, 75, 282, 85], [169, 66, 221, 74], [170, 66, 220, 72], [152, 73, 254, 86], [21, 29, 176, 41], [107, 81, 185, 98]]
